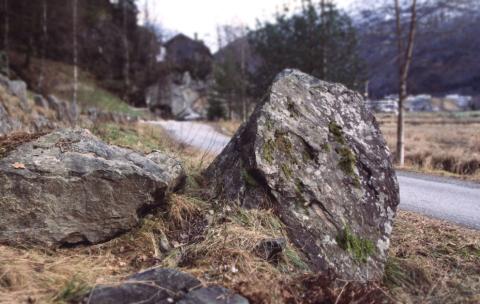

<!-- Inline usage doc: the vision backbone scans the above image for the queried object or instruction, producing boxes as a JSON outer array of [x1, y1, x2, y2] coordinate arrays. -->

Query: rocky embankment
[[0, 70, 399, 303], [0, 75, 140, 136]]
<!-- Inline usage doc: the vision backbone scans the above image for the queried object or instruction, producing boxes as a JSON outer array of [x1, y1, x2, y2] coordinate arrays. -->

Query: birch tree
[[394, 0, 417, 166]]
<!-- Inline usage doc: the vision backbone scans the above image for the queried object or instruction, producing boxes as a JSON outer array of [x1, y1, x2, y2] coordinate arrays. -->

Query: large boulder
[[0, 129, 185, 247], [84, 268, 248, 304], [205, 69, 399, 281], [146, 71, 209, 120]]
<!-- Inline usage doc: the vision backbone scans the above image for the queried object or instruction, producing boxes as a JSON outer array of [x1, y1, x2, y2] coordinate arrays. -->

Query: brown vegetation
[[0, 122, 478, 303], [377, 112, 480, 180]]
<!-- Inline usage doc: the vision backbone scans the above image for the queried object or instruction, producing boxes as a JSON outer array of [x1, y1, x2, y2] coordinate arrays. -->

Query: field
[[377, 112, 480, 180], [0, 122, 478, 303]]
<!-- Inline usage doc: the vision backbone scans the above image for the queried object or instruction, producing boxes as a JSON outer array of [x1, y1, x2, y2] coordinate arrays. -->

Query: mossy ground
[[0, 122, 478, 303]]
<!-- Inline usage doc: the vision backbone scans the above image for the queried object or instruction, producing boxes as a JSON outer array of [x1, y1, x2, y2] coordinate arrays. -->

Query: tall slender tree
[[394, 0, 417, 166], [3, 0, 8, 77], [38, 0, 47, 91], [122, 0, 131, 100], [72, 0, 78, 113]]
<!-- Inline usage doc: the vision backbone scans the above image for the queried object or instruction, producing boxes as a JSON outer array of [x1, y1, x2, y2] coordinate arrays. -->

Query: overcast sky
[[139, 0, 354, 51]]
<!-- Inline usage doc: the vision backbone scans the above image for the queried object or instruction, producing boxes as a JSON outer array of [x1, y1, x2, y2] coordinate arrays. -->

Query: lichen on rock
[[205, 69, 400, 281], [0, 128, 185, 247]]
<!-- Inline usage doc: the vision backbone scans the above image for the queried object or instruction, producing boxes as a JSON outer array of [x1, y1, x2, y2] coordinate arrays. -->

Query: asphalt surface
[[147, 120, 480, 230]]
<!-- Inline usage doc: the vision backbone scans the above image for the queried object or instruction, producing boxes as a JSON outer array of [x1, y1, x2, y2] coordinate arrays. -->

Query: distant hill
[[356, 1, 480, 98], [217, 3, 480, 99]]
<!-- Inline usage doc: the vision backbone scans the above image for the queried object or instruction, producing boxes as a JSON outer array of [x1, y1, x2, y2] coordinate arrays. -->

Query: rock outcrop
[[0, 75, 72, 135], [205, 69, 399, 281], [84, 268, 248, 304], [0, 129, 185, 247], [146, 71, 209, 120], [146, 34, 212, 120]]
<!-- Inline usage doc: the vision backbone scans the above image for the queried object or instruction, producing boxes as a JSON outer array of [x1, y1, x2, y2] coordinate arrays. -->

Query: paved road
[[146, 120, 480, 230]]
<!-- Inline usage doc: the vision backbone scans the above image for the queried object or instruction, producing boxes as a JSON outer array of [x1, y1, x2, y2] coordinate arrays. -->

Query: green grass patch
[[77, 84, 142, 117], [336, 226, 375, 263], [92, 123, 168, 153]]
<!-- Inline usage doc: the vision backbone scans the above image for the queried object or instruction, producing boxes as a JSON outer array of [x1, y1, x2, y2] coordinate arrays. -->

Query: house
[[146, 34, 213, 120], [164, 34, 213, 80]]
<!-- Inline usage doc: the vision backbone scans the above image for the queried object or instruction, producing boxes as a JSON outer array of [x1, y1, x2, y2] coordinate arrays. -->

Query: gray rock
[[205, 69, 399, 281], [0, 103, 23, 136], [47, 95, 77, 124], [34, 95, 49, 109], [9, 80, 28, 109], [32, 114, 54, 132], [146, 71, 209, 120], [178, 286, 249, 304], [0, 74, 29, 111], [0, 128, 185, 247], [84, 268, 248, 304], [85, 268, 202, 304], [0, 103, 12, 135]]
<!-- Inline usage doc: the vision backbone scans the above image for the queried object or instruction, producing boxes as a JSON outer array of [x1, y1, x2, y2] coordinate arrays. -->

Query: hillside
[[356, 1, 480, 98], [215, 1, 480, 99]]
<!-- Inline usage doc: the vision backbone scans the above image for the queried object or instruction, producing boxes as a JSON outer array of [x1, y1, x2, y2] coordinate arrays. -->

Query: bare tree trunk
[[38, 0, 47, 91], [240, 25, 247, 122], [394, 0, 417, 166], [122, 0, 130, 101], [72, 0, 78, 116], [3, 0, 9, 77], [320, 0, 327, 79]]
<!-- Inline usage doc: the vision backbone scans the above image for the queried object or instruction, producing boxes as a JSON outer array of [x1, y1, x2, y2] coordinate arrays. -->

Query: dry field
[[0, 122, 479, 304], [377, 112, 480, 181]]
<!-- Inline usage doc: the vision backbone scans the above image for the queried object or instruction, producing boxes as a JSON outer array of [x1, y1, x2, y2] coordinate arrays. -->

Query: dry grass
[[1, 121, 479, 303], [386, 211, 480, 304], [377, 112, 480, 180], [173, 207, 309, 303], [0, 246, 126, 303]]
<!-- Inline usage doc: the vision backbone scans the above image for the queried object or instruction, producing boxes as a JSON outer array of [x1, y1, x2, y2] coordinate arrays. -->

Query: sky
[[139, 0, 354, 51]]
